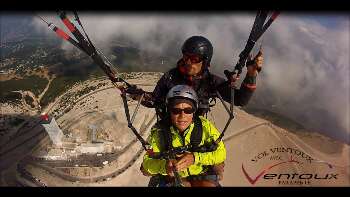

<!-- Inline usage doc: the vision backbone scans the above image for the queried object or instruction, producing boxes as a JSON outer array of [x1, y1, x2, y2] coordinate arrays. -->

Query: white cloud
[[33, 12, 349, 143]]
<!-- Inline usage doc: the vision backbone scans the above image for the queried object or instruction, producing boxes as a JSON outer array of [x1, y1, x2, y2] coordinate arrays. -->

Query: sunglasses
[[183, 54, 202, 64], [170, 107, 195, 115]]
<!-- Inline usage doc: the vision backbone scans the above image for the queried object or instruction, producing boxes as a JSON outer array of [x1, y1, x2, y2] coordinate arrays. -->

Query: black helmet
[[181, 36, 213, 67]]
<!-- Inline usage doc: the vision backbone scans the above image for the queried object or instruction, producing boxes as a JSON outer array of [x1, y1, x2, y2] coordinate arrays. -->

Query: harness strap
[[189, 117, 203, 150]]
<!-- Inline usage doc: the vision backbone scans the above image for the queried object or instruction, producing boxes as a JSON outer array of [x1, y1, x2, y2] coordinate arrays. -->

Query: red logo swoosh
[[242, 156, 300, 185]]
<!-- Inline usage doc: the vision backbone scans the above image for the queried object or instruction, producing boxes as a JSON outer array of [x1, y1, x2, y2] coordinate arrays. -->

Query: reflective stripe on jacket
[[142, 116, 226, 177]]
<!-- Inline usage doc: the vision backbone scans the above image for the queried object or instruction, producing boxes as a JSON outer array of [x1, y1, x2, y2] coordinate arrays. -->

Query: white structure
[[77, 143, 105, 154], [76, 142, 114, 154], [41, 113, 64, 147], [88, 124, 98, 143]]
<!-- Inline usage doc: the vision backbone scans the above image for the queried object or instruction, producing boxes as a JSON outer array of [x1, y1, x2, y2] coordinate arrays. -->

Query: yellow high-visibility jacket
[[142, 116, 226, 177]]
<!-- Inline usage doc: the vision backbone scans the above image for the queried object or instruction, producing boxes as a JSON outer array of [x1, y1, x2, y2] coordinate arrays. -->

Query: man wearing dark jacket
[[126, 35, 263, 119], [127, 36, 263, 184]]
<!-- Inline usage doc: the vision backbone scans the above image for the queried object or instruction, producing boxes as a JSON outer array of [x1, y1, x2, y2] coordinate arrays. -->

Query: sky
[[16, 12, 350, 143]]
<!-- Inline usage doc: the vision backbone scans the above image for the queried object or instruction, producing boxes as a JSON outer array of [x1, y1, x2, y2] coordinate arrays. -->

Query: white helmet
[[166, 85, 198, 109]]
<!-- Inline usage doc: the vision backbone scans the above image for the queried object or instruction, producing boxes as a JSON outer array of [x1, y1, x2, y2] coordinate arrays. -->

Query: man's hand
[[174, 152, 195, 172], [166, 159, 176, 177], [125, 85, 144, 100], [246, 49, 263, 77], [224, 70, 240, 88], [140, 164, 152, 177]]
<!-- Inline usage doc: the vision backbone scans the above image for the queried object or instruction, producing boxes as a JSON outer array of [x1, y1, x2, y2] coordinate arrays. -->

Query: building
[[41, 113, 64, 147], [77, 143, 105, 154], [76, 142, 114, 154]]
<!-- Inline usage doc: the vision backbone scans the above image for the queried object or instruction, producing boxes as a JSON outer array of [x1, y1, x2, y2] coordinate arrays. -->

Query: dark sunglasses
[[170, 107, 195, 115], [183, 54, 202, 64]]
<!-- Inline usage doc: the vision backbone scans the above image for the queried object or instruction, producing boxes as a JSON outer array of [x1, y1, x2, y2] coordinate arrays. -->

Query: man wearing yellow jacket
[[141, 85, 226, 187]]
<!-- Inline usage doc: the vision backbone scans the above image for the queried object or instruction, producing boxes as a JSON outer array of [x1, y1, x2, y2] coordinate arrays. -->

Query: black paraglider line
[[219, 10, 280, 145], [131, 93, 145, 124], [35, 14, 83, 51], [36, 11, 151, 152]]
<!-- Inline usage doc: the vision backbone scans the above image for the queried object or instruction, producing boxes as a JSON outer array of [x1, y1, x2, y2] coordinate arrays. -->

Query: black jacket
[[141, 66, 256, 116]]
